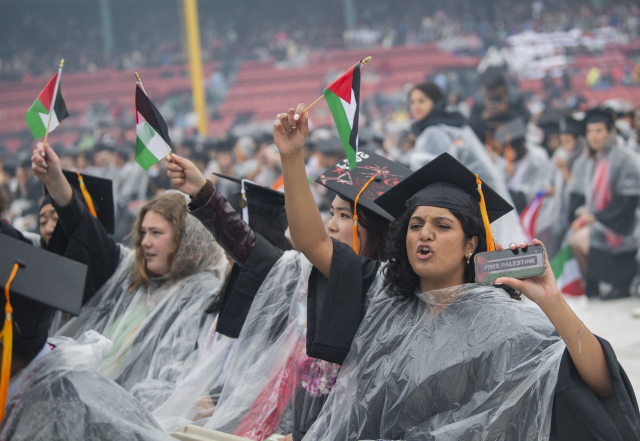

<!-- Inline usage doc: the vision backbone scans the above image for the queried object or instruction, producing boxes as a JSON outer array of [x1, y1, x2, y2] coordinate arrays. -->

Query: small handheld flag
[[551, 245, 586, 297], [323, 60, 364, 170], [520, 191, 548, 243], [25, 59, 69, 141], [135, 73, 172, 170]]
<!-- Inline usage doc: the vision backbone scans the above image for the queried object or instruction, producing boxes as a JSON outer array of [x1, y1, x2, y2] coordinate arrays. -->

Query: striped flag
[[135, 84, 172, 170], [323, 61, 362, 170], [520, 191, 547, 242], [25, 70, 69, 140], [551, 245, 585, 297]]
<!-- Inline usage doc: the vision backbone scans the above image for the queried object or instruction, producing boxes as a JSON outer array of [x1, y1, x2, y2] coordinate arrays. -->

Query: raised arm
[[496, 240, 614, 399], [273, 104, 333, 277]]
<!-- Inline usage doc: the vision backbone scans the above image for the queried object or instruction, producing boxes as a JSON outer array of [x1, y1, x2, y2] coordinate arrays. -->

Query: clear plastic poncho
[[56, 216, 228, 402], [0, 331, 174, 441], [304, 273, 566, 441], [410, 125, 527, 243]]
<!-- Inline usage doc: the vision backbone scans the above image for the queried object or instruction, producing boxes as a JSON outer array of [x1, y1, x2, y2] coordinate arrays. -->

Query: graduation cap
[[560, 117, 585, 137], [316, 149, 411, 253], [212, 173, 287, 232], [584, 107, 615, 130], [494, 117, 527, 145], [480, 66, 506, 89], [537, 109, 562, 135], [213, 137, 237, 153], [45, 170, 115, 234], [0, 234, 87, 415], [375, 152, 514, 252]]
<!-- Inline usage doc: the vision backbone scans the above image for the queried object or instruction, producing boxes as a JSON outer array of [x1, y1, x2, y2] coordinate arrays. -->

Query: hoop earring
[[467, 252, 472, 264]]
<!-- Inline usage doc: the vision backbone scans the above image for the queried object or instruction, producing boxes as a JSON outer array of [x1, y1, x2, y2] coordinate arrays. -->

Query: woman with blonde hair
[[30, 142, 228, 406]]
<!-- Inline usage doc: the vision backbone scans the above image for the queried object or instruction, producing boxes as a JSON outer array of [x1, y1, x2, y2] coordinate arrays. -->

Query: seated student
[[568, 108, 640, 300], [30, 142, 228, 395], [273, 105, 640, 440], [0, 233, 173, 441], [165, 149, 410, 440]]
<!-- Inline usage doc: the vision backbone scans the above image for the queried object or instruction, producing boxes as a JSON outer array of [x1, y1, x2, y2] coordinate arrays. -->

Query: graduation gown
[[0, 331, 174, 441], [305, 240, 640, 441], [567, 143, 640, 286]]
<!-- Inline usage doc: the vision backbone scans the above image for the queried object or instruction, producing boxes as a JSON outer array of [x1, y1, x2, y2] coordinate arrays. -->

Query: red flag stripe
[[326, 65, 355, 103], [37, 72, 58, 113]]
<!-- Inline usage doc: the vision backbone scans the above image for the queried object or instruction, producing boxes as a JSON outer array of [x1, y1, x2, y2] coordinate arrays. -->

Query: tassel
[[352, 176, 377, 255], [475, 175, 495, 252], [0, 263, 20, 423], [76, 172, 97, 218]]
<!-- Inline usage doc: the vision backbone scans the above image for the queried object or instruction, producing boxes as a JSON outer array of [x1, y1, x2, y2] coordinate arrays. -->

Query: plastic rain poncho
[[0, 331, 174, 441], [304, 274, 566, 441], [56, 216, 228, 401], [409, 125, 527, 243]]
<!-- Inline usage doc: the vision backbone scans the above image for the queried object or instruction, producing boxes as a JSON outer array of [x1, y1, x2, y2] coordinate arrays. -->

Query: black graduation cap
[[494, 117, 527, 145], [212, 173, 287, 232], [480, 66, 506, 88], [584, 107, 615, 129], [560, 117, 585, 137], [45, 170, 115, 234], [213, 137, 237, 153], [537, 109, 562, 135], [316, 137, 345, 156], [315, 149, 412, 222], [0, 234, 87, 354], [374, 152, 513, 223]]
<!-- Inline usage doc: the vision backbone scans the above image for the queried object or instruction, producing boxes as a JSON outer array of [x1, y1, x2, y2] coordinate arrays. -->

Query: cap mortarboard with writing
[[212, 173, 287, 232], [560, 116, 585, 137], [315, 149, 411, 222], [494, 117, 527, 145], [584, 107, 615, 130], [374, 152, 514, 251], [0, 234, 87, 354], [45, 170, 115, 234]]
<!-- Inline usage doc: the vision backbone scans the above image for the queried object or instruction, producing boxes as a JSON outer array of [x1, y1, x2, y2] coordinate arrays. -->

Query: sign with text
[[475, 245, 546, 284]]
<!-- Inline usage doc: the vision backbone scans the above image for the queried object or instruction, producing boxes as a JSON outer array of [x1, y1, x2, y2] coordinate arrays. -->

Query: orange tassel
[[352, 176, 377, 255], [0, 262, 20, 423], [76, 172, 97, 218], [475, 175, 495, 252]]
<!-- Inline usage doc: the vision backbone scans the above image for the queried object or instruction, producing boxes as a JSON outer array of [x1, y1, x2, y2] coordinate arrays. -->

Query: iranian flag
[[25, 69, 69, 140], [135, 84, 172, 170], [323, 61, 362, 170], [550, 245, 585, 297]]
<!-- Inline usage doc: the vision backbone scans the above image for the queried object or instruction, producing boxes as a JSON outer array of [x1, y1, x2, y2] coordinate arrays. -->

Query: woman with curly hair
[[30, 142, 228, 403], [273, 104, 640, 440]]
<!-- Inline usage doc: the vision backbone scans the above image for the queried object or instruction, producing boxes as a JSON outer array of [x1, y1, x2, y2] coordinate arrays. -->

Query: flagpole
[[135, 72, 174, 162], [42, 59, 64, 148], [301, 56, 372, 115]]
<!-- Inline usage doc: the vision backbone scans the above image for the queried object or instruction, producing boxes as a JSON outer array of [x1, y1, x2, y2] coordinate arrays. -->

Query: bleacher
[[0, 63, 217, 152]]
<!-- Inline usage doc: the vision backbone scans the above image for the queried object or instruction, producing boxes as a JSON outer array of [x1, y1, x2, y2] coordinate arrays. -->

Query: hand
[[495, 239, 561, 308], [278, 434, 294, 441], [546, 185, 555, 197], [555, 156, 567, 171], [273, 103, 309, 158], [31, 142, 64, 186], [166, 154, 207, 197], [192, 395, 215, 420], [570, 213, 595, 231]]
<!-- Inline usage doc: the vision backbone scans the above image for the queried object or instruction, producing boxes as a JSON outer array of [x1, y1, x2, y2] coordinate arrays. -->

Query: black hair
[[410, 82, 445, 106], [383, 207, 521, 300], [250, 213, 295, 251], [0, 186, 7, 214], [337, 194, 390, 261]]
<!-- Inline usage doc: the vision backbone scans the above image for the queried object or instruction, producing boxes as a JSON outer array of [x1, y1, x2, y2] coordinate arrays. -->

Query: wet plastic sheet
[[304, 274, 565, 441], [411, 125, 527, 244], [0, 331, 174, 441], [56, 216, 228, 399]]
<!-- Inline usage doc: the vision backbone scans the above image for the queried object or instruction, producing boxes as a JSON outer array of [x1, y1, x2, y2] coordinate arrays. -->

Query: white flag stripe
[[556, 258, 581, 291], [137, 122, 171, 160], [340, 88, 357, 130], [39, 111, 60, 133]]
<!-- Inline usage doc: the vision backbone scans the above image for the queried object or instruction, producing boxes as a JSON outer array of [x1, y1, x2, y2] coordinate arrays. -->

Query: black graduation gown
[[50, 191, 120, 305], [308, 240, 640, 440]]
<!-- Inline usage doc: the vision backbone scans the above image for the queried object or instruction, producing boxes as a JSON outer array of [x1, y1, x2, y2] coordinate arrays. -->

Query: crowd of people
[[1, 57, 640, 439], [1, 0, 639, 78]]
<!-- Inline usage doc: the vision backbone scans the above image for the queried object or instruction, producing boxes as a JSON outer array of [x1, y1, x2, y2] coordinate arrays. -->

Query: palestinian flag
[[135, 84, 172, 170], [25, 71, 69, 140], [550, 245, 585, 297], [323, 61, 361, 170]]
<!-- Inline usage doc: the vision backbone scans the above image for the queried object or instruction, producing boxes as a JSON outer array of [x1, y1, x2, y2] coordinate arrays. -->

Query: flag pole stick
[[135, 72, 174, 162], [42, 59, 64, 149], [301, 56, 372, 115]]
